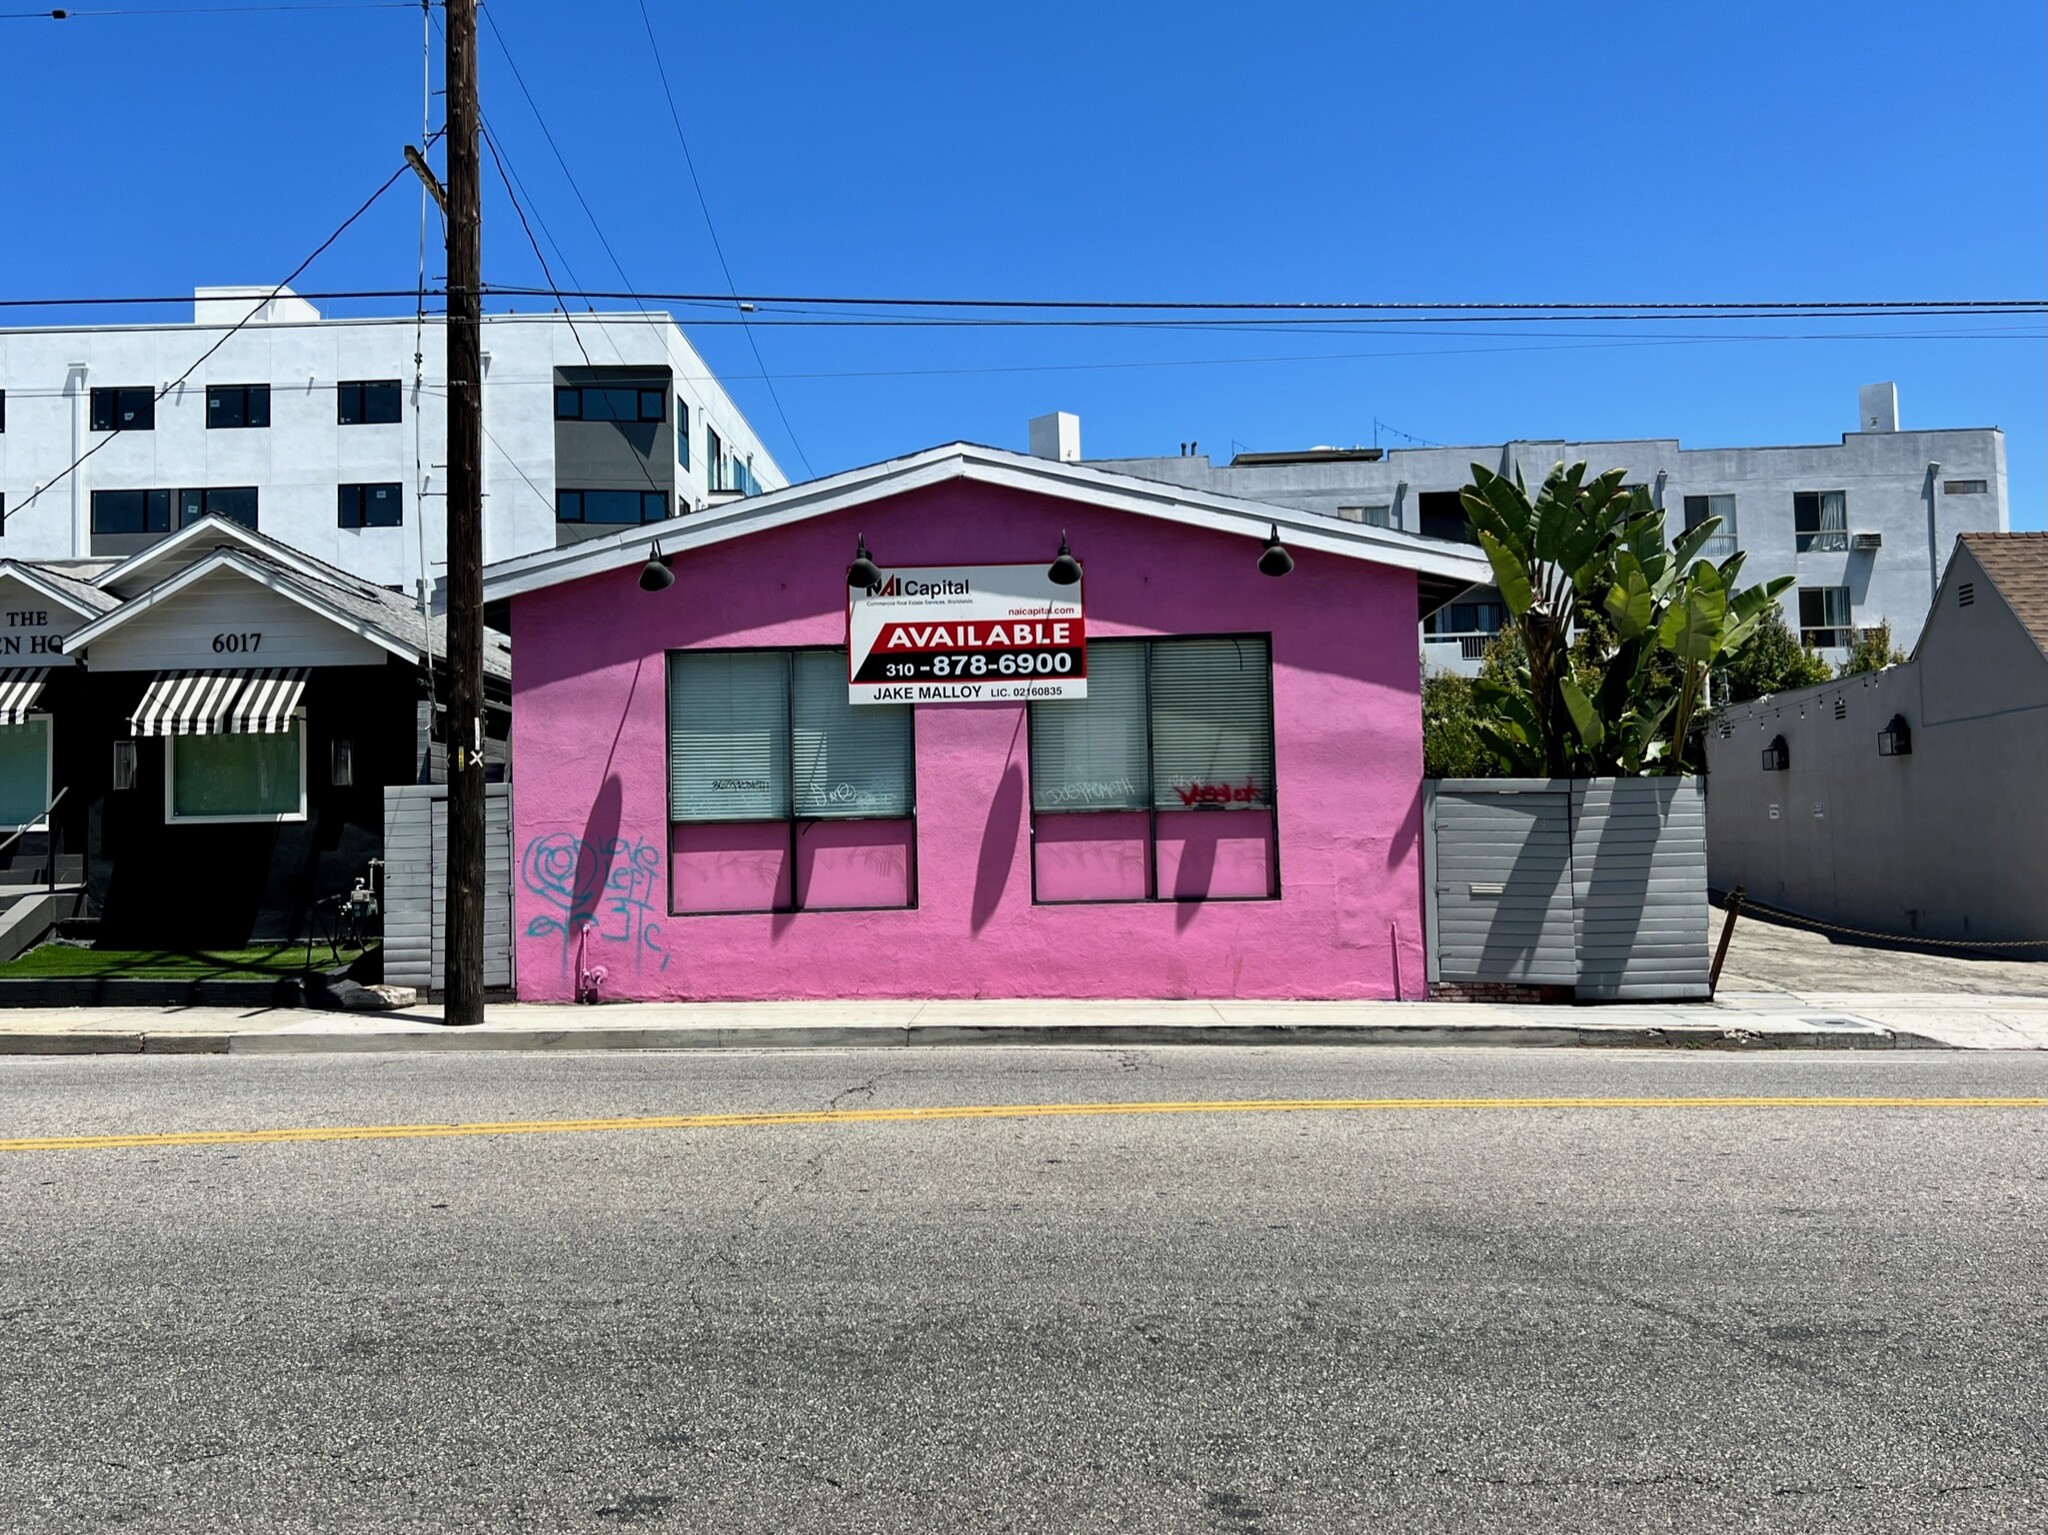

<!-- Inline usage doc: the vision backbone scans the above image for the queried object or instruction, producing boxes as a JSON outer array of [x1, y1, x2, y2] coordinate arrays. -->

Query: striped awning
[[0, 668, 49, 726], [229, 668, 308, 734], [130, 670, 247, 737]]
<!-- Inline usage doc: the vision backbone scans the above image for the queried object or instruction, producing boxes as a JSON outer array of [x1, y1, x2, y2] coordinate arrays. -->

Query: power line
[[3, 2, 414, 17], [633, 0, 812, 478], [9, 156, 417, 519]]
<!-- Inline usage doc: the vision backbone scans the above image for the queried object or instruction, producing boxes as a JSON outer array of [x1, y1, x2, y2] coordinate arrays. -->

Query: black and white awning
[[129, 671, 249, 737], [0, 668, 50, 726], [229, 668, 309, 734]]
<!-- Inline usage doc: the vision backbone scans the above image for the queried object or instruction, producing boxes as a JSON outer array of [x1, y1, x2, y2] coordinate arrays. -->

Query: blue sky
[[7, 0, 2043, 520]]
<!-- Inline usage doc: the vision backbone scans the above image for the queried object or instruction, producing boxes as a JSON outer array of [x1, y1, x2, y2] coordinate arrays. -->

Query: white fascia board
[[0, 563, 115, 621], [65, 550, 420, 664], [482, 443, 1493, 602], [93, 515, 388, 601]]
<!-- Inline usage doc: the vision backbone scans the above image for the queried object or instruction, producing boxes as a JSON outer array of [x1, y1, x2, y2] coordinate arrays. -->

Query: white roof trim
[[0, 561, 115, 620], [93, 514, 393, 601], [482, 442, 1494, 603], [65, 549, 419, 663]]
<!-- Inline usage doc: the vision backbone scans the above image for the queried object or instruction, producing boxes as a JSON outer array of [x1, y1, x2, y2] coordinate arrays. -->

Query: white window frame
[[164, 711, 309, 826], [0, 712, 55, 833]]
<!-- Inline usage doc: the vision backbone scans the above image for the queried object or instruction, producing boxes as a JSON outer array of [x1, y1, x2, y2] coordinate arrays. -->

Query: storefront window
[[668, 650, 915, 913], [1029, 636, 1276, 903], [0, 718, 52, 829], [167, 721, 305, 823]]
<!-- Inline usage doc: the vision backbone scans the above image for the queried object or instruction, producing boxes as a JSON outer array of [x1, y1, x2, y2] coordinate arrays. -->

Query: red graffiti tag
[[1173, 779, 1263, 807]]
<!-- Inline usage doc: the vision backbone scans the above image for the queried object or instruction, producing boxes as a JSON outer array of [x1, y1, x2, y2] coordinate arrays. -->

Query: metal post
[[442, 0, 485, 1026], [1707, 884, 1745, 998]]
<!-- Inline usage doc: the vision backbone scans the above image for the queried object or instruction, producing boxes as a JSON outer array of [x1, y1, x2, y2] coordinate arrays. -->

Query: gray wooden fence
[[381, 784, 515, 993], [1424, 778, 1709, 1000]]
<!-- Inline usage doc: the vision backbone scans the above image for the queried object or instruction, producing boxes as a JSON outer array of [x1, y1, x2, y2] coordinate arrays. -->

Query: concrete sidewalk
[[1, 990, 2045, 1056]]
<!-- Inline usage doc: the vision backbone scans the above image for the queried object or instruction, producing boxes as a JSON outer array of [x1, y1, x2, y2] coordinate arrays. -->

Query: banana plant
[[1457, 462, 1794, 776]]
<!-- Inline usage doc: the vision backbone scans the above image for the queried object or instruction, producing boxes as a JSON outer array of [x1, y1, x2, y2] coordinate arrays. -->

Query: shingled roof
[[1959, 532, 2048, 658]]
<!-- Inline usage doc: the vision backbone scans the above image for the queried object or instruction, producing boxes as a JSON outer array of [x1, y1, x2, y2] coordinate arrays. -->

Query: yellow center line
[[3, 1095, 2045, 1154]]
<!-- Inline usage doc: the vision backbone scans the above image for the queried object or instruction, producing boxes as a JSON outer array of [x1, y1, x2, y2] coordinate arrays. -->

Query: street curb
[[0, 1021, 1952, 1056]]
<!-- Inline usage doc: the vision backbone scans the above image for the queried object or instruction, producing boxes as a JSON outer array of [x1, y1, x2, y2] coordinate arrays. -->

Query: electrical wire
[[633, 0, 812, 479], [8, 156, 418, 519], [3, 2, 414, 16]]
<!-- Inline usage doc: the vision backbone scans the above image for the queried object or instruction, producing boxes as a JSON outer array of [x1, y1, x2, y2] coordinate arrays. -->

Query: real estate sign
[[847, 564, 1086, 704]]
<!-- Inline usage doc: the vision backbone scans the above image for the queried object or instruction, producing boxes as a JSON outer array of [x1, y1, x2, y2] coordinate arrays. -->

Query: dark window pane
[[642, 492, 667, 522], [146, 489, 172, 531], [338, 486, 360, 528], [246, 385, 269, 428], [556, 491, 583, 523], [365, 381, 402, 423], [1417, 490, 1472, 544], [676, 400, 689, 468], [91, 490, 146, 534], [639, 389, 665, 422], [363, 484, 401, 527], [92, 388, 155, 433], [554, 387, 581, 420], [1683, 494, 1709, 531], [581, 490, 644, 524], [179, 489, 205, 527], [337, 382, 362, 424], [201, 487, 258, 528], [207, 386, 245, 429]]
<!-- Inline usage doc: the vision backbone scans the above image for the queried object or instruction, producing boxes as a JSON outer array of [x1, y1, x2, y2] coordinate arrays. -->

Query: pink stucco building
[[482, 445, 1488, 1002]]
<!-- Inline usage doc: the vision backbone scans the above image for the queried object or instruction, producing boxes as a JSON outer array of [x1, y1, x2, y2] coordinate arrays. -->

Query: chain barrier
[[1718, 891, 2048, 951]]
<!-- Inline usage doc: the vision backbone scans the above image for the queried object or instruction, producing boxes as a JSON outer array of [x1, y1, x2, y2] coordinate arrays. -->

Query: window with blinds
[[1149, 637, 1272, 809], [669, 650, 914, 823], [792, 652, 914, 818], [1028, 642, 1149, 811]]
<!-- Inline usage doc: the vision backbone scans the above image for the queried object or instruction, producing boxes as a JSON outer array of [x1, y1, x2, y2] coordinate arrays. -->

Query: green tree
[[1422, 670, 1488, 777], [1720, 604, 1832, 702], [1459, 461, 1793, 776], [1837, 618, 1906, 677]]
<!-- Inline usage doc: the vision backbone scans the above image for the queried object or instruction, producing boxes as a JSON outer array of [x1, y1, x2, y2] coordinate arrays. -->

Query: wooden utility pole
[[443, 0, 485, 1026]]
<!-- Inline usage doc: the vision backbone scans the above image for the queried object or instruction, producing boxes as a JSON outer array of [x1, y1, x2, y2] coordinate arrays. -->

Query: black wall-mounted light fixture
[[638, 540, 675, 592], [1877, 714, 1912, 756], [1258, 524, 1294, 578], [848, 534, 881, 590], [1048, 532, 1082, 586], [1761, 734, 1789, 771]]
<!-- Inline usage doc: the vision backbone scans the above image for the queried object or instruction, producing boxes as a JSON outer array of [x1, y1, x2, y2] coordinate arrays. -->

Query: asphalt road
[[3, 1046, 2045, 1534]]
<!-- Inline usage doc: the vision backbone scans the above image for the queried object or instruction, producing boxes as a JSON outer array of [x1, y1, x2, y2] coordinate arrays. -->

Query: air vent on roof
[[1958, 581, 1975, 607]]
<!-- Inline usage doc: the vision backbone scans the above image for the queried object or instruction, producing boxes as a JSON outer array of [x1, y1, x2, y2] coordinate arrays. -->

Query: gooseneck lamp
[[848, 534, 881, 590], [1258, 524, 1295, 578], [638, 541, 675, 592], [1048, 532, 1082, 586]]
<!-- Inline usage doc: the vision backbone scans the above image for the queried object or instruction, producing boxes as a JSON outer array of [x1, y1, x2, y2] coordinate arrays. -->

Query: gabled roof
[[94, 514, 402, 604], [66, 546, 511, 682], [481, 441, 1494, 610], [1957, 532, 2048, 659], [0, 560, 122, 619]]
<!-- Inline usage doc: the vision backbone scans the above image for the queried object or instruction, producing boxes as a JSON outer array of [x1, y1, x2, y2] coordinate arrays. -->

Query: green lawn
[[0, 944, 376, 980]]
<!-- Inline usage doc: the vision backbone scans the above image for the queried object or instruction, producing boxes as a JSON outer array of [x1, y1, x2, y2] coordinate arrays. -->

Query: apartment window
[[1426, 600, 1507, 637], [555, 385, 665, 423], [1029, 636, 1277, 903], [1338, 504, 1396, 529], [90, 387, 155, 433], [676, 399, 690, 468], [1683, 493, 1739, 558], [178, 487, 258, 529], [1416, 490, 1473, 544], [555, 489, 668, 525], [705, 425, 727, 491], [1943, 479, 1989, 495], [0, 717, 53, 831], [1794, 490, 1848, 553], [91, 489, 175, 534], [1799, 586, 1852, 647], [338, 483, 403, 529], [667, 649, 916, 914], [167, 719, 306, 824], [206, 383, 270, 429], [337, 379, 403, 425]]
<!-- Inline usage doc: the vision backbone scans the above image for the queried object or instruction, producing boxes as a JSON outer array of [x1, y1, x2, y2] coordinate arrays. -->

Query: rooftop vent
[[1857, 381, 1899, 433], [1027, 412, 1081, 463]]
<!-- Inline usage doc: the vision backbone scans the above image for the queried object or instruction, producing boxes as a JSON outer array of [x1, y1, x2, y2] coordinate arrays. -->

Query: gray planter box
[[1423, 777, 1709, 1001]]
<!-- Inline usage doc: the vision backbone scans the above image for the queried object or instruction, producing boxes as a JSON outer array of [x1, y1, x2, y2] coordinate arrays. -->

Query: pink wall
[[509, 479, 1428, 1000]]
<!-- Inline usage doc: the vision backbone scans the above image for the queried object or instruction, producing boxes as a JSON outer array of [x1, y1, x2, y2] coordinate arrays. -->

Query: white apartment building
[[1089, 384, 2009, 672], [0, 287, 785, 592]]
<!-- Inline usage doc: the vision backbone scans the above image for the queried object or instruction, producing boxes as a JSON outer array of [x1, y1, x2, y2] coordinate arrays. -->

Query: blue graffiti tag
[[521, 832, 670, 972]]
